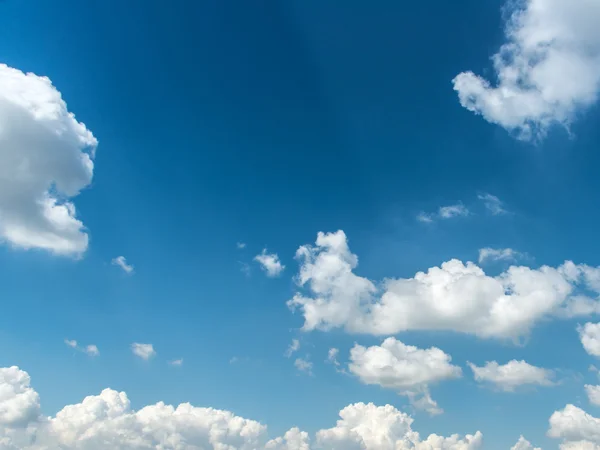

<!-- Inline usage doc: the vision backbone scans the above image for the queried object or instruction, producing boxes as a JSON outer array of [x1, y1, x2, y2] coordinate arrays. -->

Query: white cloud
[[288, 230, 600, 341], [168, 359, 183, 367], [64, 339, 99, 357], [111, 256, 134, 274], [0, 64, 97, 256], [0, 367, 40, 427], [511, 436, 541, 450], [586, 385, 600, 406], [438, 204, 470, 219], [131, 343, 156, 361], [453, 0, 600, 140], [416, 212, 434, 223], [285, 339, 300, 358], [237, 242, 247, 249], [327, 348, 340, 366], [417, 204, 469, 223], [64, 339, 77, 349], [294, 357, 313, 376], [468, 360, 554, 391], [580, 323, 600, 357], [84, 345, 99, 357], [478, 193, 507, 215], [265, 428, 310, 450], [478, 247, 521, 264], [348, 338, 461, 415], [560, 442, 600, 450], [0, 366, 485, 449], [316, 402, 482, 450], [254, 249, 285, 277], [549, 404, 600, 447]]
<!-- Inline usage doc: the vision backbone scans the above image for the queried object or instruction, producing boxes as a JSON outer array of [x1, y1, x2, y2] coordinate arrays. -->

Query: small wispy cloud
[[239, 261, 251, 277], [111, 256, 134, 274], [416, 212, 434, 223], [294, 357, 313, 376], [236, 242, 246, 249], [438, 204, 470, 219], [254, 249, 285, 277], [417, 203, 469, 223], [284, 339, 300, 358], [168, 358, 183, 367], [131, 343, 156, 360], [478, 247, 522, 264], [64, 339, 78, 349], [327, 348, 340, 366], [64, 339, 99, 357], [478, 193, 507, 215]]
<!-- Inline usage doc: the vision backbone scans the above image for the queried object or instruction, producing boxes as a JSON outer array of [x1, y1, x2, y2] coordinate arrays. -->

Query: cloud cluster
[[288, 230, 600, 341], [0, 64, 97, 256], [64, 339, 99, 357], [0, 366, 487, 450], [453, 0, 600, 140], [348, 338, 461, 415]]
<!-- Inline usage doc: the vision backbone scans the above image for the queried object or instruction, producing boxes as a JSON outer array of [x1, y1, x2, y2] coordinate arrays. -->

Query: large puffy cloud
[[287, 231, 600, 341], [0, 64, 97, 256], [348, 338, 461, 415], [0, 367, 40, 427], [549, 404, 600, 448], [453, 0, 600, 140], [468, 360, 554, 392], [316, 403, 482, 450], [0, 366, 483, 450]]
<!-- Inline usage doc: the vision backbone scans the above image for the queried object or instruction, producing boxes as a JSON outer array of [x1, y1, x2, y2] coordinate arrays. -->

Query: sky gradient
[[1, 0, 600, 449]]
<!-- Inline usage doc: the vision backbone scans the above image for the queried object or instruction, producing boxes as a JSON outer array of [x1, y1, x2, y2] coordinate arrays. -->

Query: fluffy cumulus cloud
[[510, 436, 541, 450], [0, 64, 97, 256], [316, 402, 482, 450], [0, 367, 40, 427], [580, 323, 600, 357], [265, 428, 310, 450], [0, 367, 483, 450], [288, 230, 600, 341], [548, 404, 600, 448], [468, 360, 554, 392], [348, 338, 462, 415], [254, 249, 285, 277], [453, 0, 600, 140]]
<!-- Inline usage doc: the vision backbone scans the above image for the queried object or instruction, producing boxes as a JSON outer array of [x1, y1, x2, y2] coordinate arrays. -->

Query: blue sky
[[1, 0, 600, 449]]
